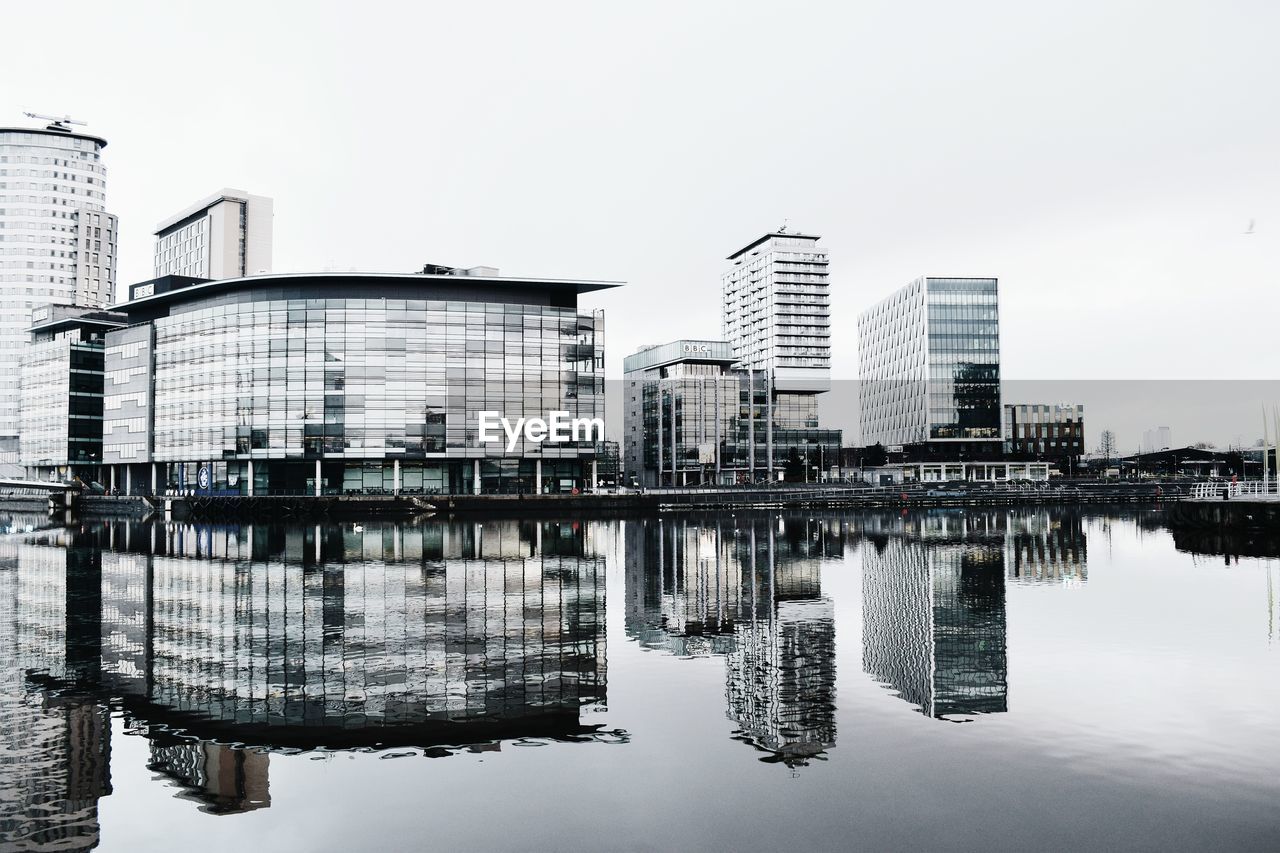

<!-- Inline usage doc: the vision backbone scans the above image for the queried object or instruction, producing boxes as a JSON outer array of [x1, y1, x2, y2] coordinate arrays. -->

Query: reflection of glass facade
[[2, 519, 610, 773], [102, 273, 614, 495], [0, 518, 614, 834], [94, 520, 608, 748], [624, 515, 838, 767], [0, 543, 111, 851], [859, 277, 1001, 446], [861, 514, 1008, 719], [1005, 508, 1088, 585]]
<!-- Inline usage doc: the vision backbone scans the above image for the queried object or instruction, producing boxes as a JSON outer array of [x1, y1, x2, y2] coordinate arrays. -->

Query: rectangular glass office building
[[858, 277, 1000, 448]]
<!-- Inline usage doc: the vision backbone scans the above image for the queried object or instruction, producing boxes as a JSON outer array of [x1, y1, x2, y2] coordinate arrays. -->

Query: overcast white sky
[[5, 0, 1278, 445]]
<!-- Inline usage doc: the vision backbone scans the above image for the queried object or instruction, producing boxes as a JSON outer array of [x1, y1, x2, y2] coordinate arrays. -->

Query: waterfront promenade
[[49, 480, 1179, 520]]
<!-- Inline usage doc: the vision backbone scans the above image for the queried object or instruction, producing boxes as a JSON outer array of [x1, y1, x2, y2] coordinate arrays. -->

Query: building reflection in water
[[0, 534, 111, 852], [147, 737, 271, 815], [625, 515, 838, 768], [859, 509, 1086, 720], [0, 519, 611, 841], [1005, 509, 1088, 586]]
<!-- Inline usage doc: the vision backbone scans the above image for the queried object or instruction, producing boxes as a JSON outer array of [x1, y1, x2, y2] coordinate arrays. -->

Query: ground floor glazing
[[65, 458, 601, 496]]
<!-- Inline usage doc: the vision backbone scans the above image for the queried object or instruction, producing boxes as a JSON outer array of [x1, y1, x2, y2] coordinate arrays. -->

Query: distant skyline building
[[624, 340, 758, 486], [858, 277, 1001, 451], [153, 188, 273, 280], [1142, 426, 1173, 454], [0, 117, 117, 463]]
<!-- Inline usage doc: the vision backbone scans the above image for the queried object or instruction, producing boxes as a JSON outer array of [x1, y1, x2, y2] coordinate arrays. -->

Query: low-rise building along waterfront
[[100, 269, 616, 496], [19, 305, 126, 484], [622, 339, 839, 487], [1003, 403, 1085, 472]]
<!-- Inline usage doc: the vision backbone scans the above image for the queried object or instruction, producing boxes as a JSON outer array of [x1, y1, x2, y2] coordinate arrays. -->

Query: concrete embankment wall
[[1167, 500, 1280, 530], [0, 496, 52, 510], [77, 495, 155, 518], [65, 486, 1178, 520]]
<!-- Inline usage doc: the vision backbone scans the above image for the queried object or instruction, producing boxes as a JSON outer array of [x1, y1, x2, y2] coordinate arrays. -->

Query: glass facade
[[1003, 403, 1085, 459], [623, 342, 840, 486], [102, 274, 611, 495], [859, 277, 1001, 446], [18, 311, 123, 480], [0, 127, 116, 450]]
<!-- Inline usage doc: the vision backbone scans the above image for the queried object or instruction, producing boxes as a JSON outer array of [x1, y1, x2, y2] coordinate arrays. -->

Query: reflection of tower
[[624, 515, 838, 767], [0, 542, 111, 852], [148, 739, 270, 815], [7, 534, 103, 686], [862, 534, 1008, 719], [1006, 509, 1088, 586], [727, 597, 836, 766]]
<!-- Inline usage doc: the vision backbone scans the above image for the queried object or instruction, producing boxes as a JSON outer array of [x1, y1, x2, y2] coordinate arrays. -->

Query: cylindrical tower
[[0, 119, 117, 457]]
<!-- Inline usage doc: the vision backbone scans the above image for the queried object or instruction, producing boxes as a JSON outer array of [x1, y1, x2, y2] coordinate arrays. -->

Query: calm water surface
[[1, 508, 1278, 852]]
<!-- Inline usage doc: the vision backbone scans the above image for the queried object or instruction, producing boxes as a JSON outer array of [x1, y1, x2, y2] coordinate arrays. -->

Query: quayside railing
[[1188, 481, 1279, 500]]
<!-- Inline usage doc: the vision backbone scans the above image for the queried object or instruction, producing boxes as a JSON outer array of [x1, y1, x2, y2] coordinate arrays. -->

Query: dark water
[[1, 508, 1277, 852]]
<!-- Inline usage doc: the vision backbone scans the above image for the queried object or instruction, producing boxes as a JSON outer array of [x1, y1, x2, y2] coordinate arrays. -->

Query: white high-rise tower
[[721, 229, 831, 391], [0, 115, 117, 460]]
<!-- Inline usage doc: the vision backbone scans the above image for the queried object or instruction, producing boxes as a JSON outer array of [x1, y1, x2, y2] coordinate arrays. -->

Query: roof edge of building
[[153, 188, 263, 234], [725, 231, 822, 261]]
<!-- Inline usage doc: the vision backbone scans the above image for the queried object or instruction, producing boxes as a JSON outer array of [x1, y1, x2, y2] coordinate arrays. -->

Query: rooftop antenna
[[23, 112, 87, 131], [778, 218, 790, 233]]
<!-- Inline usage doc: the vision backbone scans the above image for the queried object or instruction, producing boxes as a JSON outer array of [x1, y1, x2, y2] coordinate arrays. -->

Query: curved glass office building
[[101, 271, 615, 496]]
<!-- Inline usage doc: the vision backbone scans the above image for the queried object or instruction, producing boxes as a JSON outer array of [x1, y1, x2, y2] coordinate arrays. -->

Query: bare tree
[[1098, 429, 1117, 466]]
